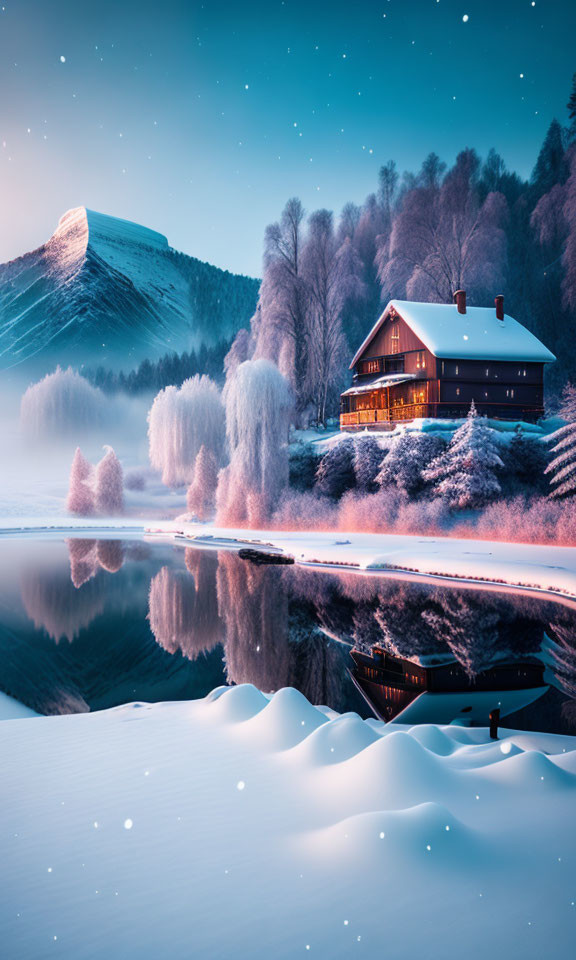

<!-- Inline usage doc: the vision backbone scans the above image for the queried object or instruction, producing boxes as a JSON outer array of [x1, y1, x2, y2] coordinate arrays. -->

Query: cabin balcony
[[340, 401, 545, 431], [340, 403, 427, 430]]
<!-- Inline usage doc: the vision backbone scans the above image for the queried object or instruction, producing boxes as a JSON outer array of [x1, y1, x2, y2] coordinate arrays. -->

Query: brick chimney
[[495, 295, 504, 321], [453, 290, 466, 314]]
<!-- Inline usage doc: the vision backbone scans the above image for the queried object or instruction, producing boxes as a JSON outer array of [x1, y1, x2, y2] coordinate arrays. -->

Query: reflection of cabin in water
[[340, 292, 556, 431], [350, 645, 548, 726]]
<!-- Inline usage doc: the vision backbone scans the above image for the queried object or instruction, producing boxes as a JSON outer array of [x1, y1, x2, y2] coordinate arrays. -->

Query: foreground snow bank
[[1, 686, 574, 960]]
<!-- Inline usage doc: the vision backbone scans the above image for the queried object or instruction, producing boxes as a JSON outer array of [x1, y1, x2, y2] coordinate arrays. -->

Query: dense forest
[[228, 71, 576, 423]]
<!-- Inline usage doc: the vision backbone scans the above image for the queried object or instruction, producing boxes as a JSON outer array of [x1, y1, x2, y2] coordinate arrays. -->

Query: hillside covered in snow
[[0, 208, 259, 374]]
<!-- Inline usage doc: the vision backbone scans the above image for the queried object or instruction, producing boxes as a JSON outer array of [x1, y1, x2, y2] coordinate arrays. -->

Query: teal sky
[[0, 0, 574, 276]]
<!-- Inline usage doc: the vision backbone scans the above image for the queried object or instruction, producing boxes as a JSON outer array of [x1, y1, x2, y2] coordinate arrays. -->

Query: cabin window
[[485, 368, 490, 377], [364, 359, 380, 374], [506, 388, 515, 399], [456, 387, 460, 396], [416, 351, 426, 369], [441, 361, 445, 375], [455, 364, 459, 375], [484, 391, 488, 398]]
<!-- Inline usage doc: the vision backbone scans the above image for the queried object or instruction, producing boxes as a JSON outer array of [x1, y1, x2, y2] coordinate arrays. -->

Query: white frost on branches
[[422, 402, 503, 509], [545, 382, 576, 498], [21, 366, 107, 437], [216, 359, 293, 526], [147, 375, 225, 487]]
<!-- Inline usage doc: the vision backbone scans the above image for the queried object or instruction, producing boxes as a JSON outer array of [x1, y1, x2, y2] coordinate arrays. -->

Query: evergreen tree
[[377, 433, 445, 496], [94, 446, 124, 515], [545, 382, 576, 497], [353, 435, 385, 492], [531, 119, 568, 194], [422, 403, 503, 509], [66, 447, 94, 516], [315, 436, 356, 499], [504, 425, 549, 494]]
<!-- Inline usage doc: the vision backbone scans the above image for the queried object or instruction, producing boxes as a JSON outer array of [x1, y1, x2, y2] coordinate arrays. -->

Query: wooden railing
[[341, 404, 426, 428]]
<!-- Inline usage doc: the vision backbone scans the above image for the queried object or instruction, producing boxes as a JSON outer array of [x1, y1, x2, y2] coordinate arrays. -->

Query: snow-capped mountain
[[0, 207, 259, 373]]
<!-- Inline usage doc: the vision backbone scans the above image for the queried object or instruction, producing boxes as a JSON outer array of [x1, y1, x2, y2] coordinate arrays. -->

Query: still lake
[[0, 537, 575, 733]]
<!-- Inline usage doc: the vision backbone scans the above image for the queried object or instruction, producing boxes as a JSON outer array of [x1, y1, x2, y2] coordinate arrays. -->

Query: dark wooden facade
[[341, 308, 546, 431]]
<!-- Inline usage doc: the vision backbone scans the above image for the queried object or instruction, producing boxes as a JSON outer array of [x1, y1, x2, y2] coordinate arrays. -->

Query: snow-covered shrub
[[186, 445, 219, 520], [315, 436, 356, 498], [94, 446, 124, 515], [377, 432, 445, 496], [271, 490, 337, 531], [289, 442, 322, 492], [216, 359, 293, 526], [148, 375, 225, 488], [66, 447, 95, 516], [353, 435, 385, 492], [422, 403, 503, 509], [21, 366, 107, 438]]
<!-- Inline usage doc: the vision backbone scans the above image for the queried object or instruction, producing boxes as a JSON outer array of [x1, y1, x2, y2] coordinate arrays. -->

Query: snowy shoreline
[[1, 516, 576, 607]]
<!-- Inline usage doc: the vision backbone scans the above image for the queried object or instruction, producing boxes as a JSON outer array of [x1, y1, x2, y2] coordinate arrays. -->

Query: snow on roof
[[350, 299, 556, 368], [341, 373, 416, 396]]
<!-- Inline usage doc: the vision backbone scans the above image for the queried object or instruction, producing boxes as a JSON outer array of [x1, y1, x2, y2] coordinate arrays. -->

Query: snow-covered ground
[[1, 685, 575, 960]]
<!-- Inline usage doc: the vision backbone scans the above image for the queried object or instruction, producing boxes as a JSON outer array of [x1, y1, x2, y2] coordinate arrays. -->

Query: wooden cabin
[[340, 292, 556, 431]]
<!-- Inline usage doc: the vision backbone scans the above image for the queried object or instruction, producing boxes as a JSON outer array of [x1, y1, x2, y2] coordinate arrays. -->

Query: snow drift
[[0, 685, 574, 959]]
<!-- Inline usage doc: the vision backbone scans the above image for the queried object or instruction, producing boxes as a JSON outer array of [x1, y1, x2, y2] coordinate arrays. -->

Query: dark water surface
[[0, 538, 575, 733]]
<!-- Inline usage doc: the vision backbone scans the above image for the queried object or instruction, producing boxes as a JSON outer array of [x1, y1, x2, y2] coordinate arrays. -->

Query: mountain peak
[[51, 207, 170, 257]]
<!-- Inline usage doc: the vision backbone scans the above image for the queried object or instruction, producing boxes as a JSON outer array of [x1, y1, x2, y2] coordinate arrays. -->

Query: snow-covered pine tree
[[353, 434, 385, 492], [66, 447, 95, 516], [315, 435, 356, 498], [94, 445, 124, 515], [422, 402, 503, 509], [544, 382, 576, 498], [376, 432, 445, 496], [505, 424, 549, 494], [186, 445, 219, 520]]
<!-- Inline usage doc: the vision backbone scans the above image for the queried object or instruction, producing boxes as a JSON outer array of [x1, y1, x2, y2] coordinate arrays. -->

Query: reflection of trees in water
[[20, 539, 129, 642], [217, 552, 291, 690], [21, 556, 106, 643], [548, 617, 576, 727], [215, 557, 350, 709], [68, 538, 125, 586], [148, 549, 223, 659]]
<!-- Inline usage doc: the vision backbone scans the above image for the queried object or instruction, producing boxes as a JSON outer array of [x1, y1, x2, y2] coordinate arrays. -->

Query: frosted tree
[[315, 435, 356, 498], [186, 445, 219, 520], [66, 447, 95, 516], [353, 435, 385, 492], [377, 433, 445, 496], [147, 375, 225, 487], [377, 149, 508, 304], [21, 366, 107, 438], [94, 445, 124, 515], [545, 382, 576, 498], [422, 403, 503, 509], [216, 359, 293, 526], [252, 198, 309, 412], [302, 212, 364, 424]]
